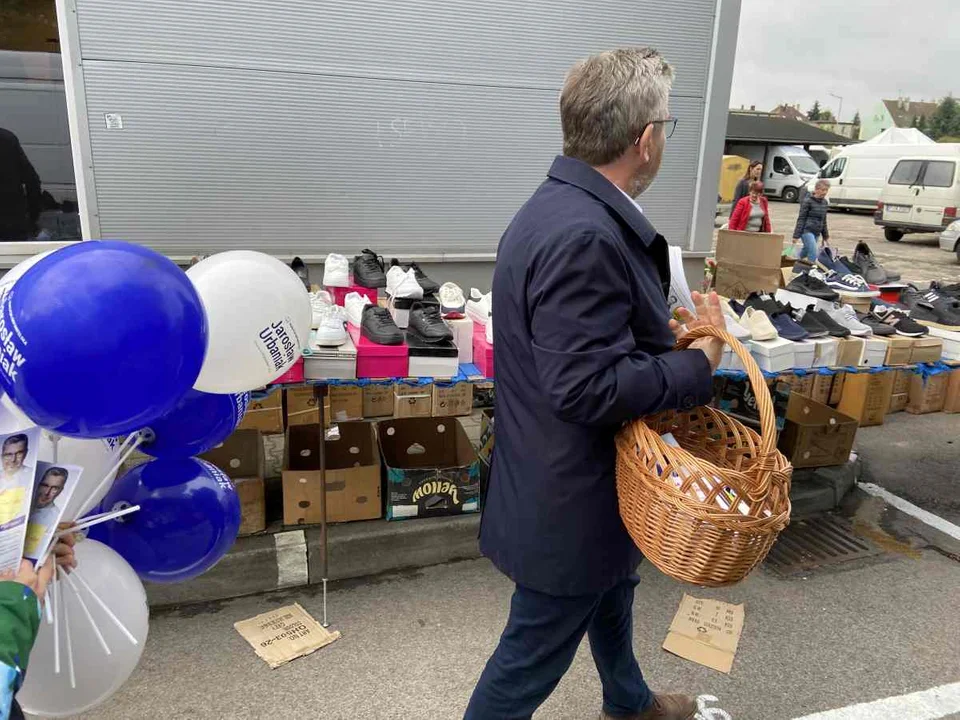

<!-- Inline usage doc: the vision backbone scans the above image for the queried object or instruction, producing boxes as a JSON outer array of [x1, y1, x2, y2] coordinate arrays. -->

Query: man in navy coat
[[464, 48, 725, 720]]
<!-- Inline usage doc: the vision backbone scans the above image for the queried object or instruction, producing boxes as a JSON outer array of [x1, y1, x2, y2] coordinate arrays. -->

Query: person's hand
[[668, 291, 726, 372], [0, 559, 53, 605], [53, 523, 77, 574]]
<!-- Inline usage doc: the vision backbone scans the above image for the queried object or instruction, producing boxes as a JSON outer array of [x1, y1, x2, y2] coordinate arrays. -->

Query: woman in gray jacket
[[793, 179, 830, 262]]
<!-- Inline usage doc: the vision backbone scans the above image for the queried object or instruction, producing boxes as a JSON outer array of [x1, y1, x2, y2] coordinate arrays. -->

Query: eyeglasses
[[1, 450, 26, 460], [635, 117, 678, 144]]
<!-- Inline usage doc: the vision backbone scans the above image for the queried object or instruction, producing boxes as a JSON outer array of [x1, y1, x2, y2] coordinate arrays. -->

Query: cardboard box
[[778, 394, 859, 468], [234, 603, 340, 669], [329, 385, 363, 423], [749, 337, 796, 373], [809, 373, 834, 405], [712, 376, 792, 431], [910, 337, 944, 364], [362, 383, 394, 418], [286, 386, 320, 427], [835, 338, 865, 367], [882, 336, 913, 366], [860, 338, 887, 368], [892, 368, 914, 396], [837, 371, 895, 427], [887, 392, 908, 414], [944, 367, 960, 413], [829, 371, 846, 406], [432, 382, 473, 417], [478, 409, 494, 508], [394, 382, 433, 418], [777, 373, 814, 398], [838, 293, 871, 314], [662, 594, 744, 674], [793, 342, 815, 370], [303, 332, 357, 381], [282, 422, 382, 525], [926, 326, 960, 361], [713, 230, 784, 299], [445, 317, 474, 364], [805, 337, 838, 368], [201, 429, 266, 535], [906, 372, 949, 414], [238, 390, 284, 433], [377, 416, 481, 520]]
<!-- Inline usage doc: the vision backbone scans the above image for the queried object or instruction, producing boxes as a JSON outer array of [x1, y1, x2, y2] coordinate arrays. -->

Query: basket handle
[[673, 324, 777, 460]]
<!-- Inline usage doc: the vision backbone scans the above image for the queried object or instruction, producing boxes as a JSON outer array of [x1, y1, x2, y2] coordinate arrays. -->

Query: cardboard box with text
[[238, 391, 284, 434], [837, 371, 895, 427], [778, 394, 858, 468]]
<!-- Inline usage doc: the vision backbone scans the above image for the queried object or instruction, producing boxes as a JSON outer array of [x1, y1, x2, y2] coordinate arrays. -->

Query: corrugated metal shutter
[[74, 0, 718, 255]]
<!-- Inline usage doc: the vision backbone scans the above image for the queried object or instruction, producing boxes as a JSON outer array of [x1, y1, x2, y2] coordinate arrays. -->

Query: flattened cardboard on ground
[[662, 594, 744, 674], [234, 603, 340, 669]]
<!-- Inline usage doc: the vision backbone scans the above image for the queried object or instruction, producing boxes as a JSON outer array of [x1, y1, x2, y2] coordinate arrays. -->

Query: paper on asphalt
[[662, 593, 744, 673], [235, 603, 340, 669]]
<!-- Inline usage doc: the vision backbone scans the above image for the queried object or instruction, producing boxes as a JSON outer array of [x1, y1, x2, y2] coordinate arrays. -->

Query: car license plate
[[886, 204, 911, 213]]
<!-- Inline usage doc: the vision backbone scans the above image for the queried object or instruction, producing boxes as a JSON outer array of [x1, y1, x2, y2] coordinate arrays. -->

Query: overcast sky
[[729, 0, 957, 122]]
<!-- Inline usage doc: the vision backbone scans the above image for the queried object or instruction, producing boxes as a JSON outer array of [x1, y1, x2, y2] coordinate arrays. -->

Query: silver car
[[941, 219, 960, 262]]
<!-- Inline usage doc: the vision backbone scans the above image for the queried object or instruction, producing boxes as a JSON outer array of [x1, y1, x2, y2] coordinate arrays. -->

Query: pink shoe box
[[327, 276, 378, 307], [473, 330, 494, 379], [348, 324, 409, 379], [272, 357, 304, 384]]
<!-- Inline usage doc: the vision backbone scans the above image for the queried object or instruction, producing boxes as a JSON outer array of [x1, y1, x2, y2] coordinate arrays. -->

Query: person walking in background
[[465, 47, 725, 720], [730, 159, 763, 208], [793, 179, 831, 263], [0, 129, 42, 243], [728, 180, 772, 233]]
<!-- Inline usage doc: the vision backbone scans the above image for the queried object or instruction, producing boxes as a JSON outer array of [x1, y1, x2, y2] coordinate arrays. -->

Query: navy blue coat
[[480, 156, 714, 597]]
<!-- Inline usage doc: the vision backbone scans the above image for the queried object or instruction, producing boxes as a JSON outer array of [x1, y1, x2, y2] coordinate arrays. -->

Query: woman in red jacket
[[729, 181, 772, 233]]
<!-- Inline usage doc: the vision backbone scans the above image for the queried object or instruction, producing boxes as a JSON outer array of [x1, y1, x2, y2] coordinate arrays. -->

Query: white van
[[726, 144, 820, 202], [808, 143, 960, 212], [875, 156, 960, 241]]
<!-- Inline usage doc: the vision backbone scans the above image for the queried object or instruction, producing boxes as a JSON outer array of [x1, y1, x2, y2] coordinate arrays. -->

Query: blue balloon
[[0, 241, 207, 438], [89, 457, 240, 583], [141, 390, 249, 458]]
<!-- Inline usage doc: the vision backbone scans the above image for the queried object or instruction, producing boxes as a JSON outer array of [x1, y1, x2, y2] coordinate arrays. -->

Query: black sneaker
[[806, 308, 851, 337], [290, 256, 310, 289], [354, 249, 387, 288], [785, 271, 840, 301], [930, 281, 960, 300], [785, 304, 829, 338], [856, 312, 896, 336], [409, 262, 440, 295], [849, 242, 889, 285], [869, 304, 928, 337], [408, 302, 453, 343], [902, 288, 960, 329], [360, 305, 403, 345]]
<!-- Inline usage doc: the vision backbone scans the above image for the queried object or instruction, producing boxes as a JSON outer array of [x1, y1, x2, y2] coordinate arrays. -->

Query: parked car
[[874, 156, 959, 242], [812, 143, 960, 212], [940, 219, 960, 262]]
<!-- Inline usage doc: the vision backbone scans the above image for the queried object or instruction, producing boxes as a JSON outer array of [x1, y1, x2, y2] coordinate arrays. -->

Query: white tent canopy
[[863, 127, 935, 145]]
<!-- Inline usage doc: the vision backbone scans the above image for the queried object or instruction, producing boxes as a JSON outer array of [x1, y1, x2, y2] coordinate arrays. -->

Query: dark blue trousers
[[464, 574, 653, 719]]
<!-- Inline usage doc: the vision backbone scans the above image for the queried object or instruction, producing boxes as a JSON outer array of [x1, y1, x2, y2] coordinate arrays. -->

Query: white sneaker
[[828, 303, 872, 336], [467, 288, 492, 325], [485, 314, 493, 345], [723, 314, 751, 340], [309, 290, 335, 328], [387, 268, 423, 299], [323, 253, 349, 287], [314, 305, 347, 346], [438, 282, 466, 318], [741, 307, 778, 341], [344, 292, 371, 327]]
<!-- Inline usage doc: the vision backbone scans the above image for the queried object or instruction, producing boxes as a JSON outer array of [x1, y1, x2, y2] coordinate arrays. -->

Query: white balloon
[[187, 251, 311, 393], [18, 539, 149, 717], [0, 396, 122, 519]]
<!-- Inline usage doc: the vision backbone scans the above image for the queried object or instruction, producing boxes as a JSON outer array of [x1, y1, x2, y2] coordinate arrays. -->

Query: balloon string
[[60, 568, 76, 689], [60, 568, 111, 656], [52, 570, 60, 674], [44, 576, 53, 626], [73, 431, 147, 520], [54, 505, 140, 541], [71, 567, 139, 646]]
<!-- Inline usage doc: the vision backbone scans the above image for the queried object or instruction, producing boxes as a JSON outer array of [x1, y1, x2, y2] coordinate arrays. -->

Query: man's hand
[[53, 522, 77, 574], [667, 291, 726, 372]]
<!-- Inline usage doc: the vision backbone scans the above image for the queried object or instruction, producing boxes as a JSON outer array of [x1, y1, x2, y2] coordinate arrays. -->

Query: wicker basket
[[615, 325, 792, 587]]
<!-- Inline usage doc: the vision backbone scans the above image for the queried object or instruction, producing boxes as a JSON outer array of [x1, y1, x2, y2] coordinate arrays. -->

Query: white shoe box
[[926, 326, 960, 361], [792, 340, 816, 369], [444, 317, 474, 364], [303, 333, 357, 380], [720, 346, 746, 371], [748, 338, 796, 373], [859, 337, 887, 367], [775, 289, 832, 312], [803, 337, 839, 368]]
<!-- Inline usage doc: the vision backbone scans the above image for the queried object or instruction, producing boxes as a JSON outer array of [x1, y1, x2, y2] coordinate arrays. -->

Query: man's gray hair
[[560, 48, 674, 166], [815, 179, 831, 190]]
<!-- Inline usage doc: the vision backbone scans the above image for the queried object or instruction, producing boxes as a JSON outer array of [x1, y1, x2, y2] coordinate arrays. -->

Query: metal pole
[[829, 92, 843, 123], [314, 383, 329, 627]]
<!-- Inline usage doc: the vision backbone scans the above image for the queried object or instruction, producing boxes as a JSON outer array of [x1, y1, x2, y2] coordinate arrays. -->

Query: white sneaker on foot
[[344, 292, 371, 327], [323, 253, 349, 287]]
